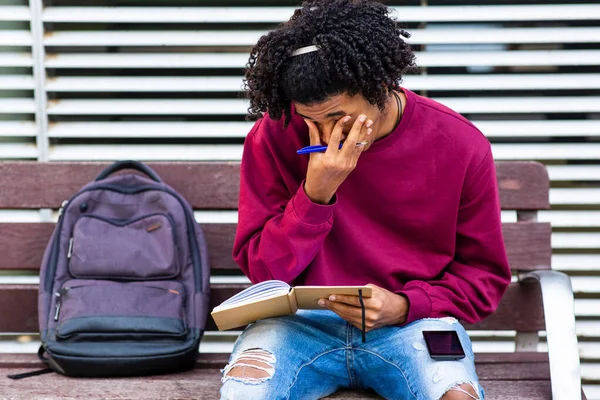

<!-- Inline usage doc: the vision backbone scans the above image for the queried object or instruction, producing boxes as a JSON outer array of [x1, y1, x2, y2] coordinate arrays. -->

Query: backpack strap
[[95, 160, 162, 183], [7, 346, 53, 380]]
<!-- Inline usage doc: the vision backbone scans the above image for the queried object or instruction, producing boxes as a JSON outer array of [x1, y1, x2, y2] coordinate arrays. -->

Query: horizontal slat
[[48, 145, 243, 161], [540, 211, 600, 228], [0, 6, 30, 22], [442, 97, 600, 114], [46, 120, 600, 139], [0, 31, 31, 47], [0, 161, 549, 210], [407, 74, 600, 91], [550, 189, 600, 205], [48, 122, 253, 138], [571, 277, 600, 295], [493, 144, 600, 161], [44, 53, 249, 69], [47, 99, 247, 115], [0, 144, 37, 160], [0, 282, 544, 333], [552, 255, 600, 272], [0, 162, 240, 209], [0, 53, 32, 67], [41, 5, 600, 23], [417, 50, 600, 67], [475, 121, 600, 138], [0, 352, 556, 380], [43, 27, 600, 47], [546, 165, 600, 181], [44, 97, 600, 115], [0, 99, 35, 114], [46, 77, 245, 93], [0, 122, 36, 137], [45, 120, 600, 139], [44, 50, 600, 69], [49, 143, 600, 164], [553, 233, 600, 250], [0, 364, 562, 400], [45, 74, 600, 93], [0, 222, 549, 271], [0, 75, 34, 90]]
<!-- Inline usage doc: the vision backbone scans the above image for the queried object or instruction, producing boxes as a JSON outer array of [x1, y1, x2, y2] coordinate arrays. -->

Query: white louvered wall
[[1, 1, 599, 397]]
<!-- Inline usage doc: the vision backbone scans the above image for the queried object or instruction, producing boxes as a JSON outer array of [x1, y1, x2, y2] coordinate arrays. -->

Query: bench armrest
[[518, 270, 582, 400]]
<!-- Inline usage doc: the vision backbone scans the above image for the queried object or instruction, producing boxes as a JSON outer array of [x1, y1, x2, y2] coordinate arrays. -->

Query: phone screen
[[422, 330, 466, 359]]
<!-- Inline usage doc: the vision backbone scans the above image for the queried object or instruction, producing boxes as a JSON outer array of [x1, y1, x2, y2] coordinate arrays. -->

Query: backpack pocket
[[69, 213, 179, 280], [54, 280, 187, 341]]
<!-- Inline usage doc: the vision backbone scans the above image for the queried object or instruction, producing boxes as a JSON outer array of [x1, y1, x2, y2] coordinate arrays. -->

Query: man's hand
[[303, 115, 371, 204], [318, 284, 409, 332]]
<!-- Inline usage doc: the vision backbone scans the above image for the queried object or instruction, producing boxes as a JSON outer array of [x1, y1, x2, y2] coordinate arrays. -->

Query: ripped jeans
[[220, 310, 483, 400]]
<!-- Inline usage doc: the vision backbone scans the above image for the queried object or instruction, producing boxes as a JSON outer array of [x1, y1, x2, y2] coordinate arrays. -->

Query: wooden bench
[[0, 161, 586, 399]]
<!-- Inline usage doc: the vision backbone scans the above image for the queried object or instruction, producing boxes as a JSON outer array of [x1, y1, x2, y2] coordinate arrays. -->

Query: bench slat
[[0, 222, 549, 271], [0, 282, 544, 333], [0, 223, 238, 271], [0, 368, 561, 399], [0, 352, 551, 379], [0, 161, 549, 210]]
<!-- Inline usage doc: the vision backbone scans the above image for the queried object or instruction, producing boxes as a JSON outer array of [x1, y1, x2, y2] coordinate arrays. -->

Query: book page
[[214, 280, 291, 309], [294, 286, 372, 309]]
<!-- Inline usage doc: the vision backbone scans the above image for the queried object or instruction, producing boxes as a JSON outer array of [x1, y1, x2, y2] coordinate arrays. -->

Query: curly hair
[[244, 0, 417, 125]]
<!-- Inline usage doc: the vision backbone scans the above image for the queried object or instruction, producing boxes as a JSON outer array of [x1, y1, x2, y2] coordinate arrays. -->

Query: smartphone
[[422, 330, 466, 361]]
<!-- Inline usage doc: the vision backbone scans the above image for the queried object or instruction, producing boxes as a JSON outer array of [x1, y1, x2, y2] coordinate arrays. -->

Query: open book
[[211, 280, 372, 331]]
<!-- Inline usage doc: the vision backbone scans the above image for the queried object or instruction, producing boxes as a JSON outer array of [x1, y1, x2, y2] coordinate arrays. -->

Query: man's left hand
[[318, 284, 409, 332]]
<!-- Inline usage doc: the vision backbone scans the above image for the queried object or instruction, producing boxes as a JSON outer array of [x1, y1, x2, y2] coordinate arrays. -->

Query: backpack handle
[[95, 160, 162, 183]]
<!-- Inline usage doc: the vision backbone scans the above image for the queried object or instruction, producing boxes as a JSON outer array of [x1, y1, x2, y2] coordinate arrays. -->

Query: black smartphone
[[422, 330, 466, 361]]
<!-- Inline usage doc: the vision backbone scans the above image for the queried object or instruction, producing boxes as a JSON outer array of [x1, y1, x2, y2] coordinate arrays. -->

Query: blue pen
[[297, 141, 368, 155]]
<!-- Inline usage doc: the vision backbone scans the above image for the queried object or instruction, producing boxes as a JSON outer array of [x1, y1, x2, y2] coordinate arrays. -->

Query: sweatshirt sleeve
[[232, 119, 335, 284], [397, 148, 512, 324]]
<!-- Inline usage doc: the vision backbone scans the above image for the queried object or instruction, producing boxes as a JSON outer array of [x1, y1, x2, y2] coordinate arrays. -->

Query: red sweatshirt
[[233, 87, 511, 324]]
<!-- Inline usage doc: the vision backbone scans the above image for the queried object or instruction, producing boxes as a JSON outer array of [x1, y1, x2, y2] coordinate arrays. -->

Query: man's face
[[293, 93, 379, 147]]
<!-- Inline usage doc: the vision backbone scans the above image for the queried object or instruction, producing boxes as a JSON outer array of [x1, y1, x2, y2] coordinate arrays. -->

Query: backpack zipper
[[53, 283, 184, 322]]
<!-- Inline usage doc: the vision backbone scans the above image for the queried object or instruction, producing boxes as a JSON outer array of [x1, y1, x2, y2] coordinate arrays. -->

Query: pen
[[297, 141, 369, 155]]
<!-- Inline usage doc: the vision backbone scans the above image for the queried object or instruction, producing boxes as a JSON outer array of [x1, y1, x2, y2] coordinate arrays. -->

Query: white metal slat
[[44, 120, 600, 139], [0, 6, 30, 22], [45, 74, 600, 92], [47, 99, 247, 115], [48, 144, 243, 161], [0, 53, 32, 67], [0, 122, 36, 137], [477, 121, 600, 138], [44, 50, 600, 69], [493, 144, 600, 161], [44, 97, 600, 115], [0, 99, 36, 114], [42, 28, 600, 47], [40, 5, 600, 23], [48, 122, 253, 138], [0, 30, 32, 46], [0, 75, 35, 90], [0, 143, 37, 159]]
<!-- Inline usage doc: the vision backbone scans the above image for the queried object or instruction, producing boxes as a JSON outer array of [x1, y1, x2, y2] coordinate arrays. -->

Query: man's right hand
[[303, 114, 372, 204]]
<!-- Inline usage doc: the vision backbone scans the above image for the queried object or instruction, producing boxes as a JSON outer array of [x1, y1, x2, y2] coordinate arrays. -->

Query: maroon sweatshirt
[[232, 87, 511, 324]]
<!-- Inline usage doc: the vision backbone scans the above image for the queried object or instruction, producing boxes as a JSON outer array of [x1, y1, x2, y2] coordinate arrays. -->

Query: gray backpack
[[36, 161, 210, 377]]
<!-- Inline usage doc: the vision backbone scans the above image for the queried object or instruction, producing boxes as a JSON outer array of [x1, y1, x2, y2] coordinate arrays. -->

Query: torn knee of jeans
[[440, 381, 481, 400], [221, 348, 276, 385]]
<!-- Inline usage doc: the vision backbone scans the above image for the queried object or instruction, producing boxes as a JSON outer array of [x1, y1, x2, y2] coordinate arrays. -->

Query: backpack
[[35, 160, 210, 377]]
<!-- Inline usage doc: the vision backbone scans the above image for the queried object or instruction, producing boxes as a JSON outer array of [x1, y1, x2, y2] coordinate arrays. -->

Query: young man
[[222, 1, 511, 399]]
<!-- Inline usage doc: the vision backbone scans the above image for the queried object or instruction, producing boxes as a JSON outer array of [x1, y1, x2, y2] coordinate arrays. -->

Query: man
[[222, 1, 511, 399]]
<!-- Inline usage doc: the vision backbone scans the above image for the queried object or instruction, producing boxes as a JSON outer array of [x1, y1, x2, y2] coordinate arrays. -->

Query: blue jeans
[[220, 310, 483, 400]]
